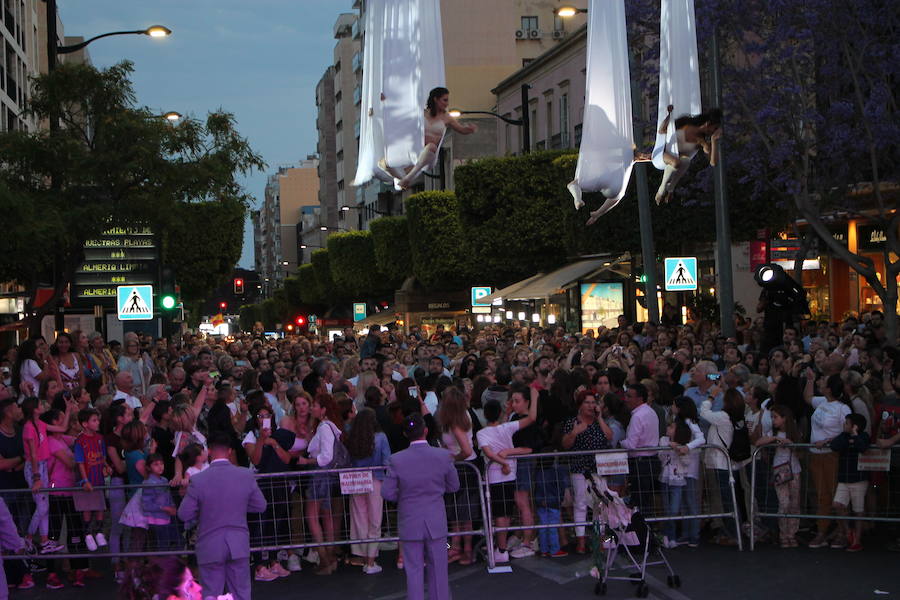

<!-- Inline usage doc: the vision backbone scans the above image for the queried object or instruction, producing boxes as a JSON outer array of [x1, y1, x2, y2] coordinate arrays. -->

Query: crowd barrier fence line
[[748, 442, 900, 551]]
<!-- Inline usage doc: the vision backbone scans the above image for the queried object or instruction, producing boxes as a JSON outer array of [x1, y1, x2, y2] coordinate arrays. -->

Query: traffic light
[[295, 315, 306, 327], [159, 267, 177, 312], [233, 278, 244, 295], [219, 301, 227, 311]]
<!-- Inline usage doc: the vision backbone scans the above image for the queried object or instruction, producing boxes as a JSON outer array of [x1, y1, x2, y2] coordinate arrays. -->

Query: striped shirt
[[74, 432, 107, 486]]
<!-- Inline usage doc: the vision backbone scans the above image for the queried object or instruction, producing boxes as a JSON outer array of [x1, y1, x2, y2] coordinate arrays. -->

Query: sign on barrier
[[595, 451, 630, 475], [858, 448, 891, 471], [339, 470, 374, 494]]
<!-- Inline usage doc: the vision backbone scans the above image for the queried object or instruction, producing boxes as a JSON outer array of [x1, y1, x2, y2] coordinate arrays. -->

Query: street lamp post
[[450, 83, 531, 154], [45, 0, 172, 71]]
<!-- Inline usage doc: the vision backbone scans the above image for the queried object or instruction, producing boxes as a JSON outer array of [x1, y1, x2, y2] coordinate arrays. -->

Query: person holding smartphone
[[684, 361, 724, 433]]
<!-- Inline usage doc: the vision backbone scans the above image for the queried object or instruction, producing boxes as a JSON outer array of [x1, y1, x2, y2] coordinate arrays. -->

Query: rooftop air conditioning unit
[[515, 29, 526, 39], [553, 30, 565, 39], [529, 29, 541, 39]]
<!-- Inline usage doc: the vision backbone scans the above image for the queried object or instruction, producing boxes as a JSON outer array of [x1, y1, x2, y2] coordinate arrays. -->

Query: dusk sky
[[58, 0, 350, 268]]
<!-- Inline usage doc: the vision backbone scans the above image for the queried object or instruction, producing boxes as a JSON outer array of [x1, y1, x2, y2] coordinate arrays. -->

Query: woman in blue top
[[345, 407, 391, 574]]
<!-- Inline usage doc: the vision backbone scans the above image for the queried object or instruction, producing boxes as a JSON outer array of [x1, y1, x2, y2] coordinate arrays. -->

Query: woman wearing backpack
[[701, 387, 750, 546], [301, 393, 348, 575]]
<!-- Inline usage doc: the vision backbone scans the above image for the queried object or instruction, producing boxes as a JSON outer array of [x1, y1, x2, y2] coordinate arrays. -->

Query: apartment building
[[254, 158, 320, 286]]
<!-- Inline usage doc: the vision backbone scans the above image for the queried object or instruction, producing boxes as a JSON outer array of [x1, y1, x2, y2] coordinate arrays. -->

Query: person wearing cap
[[381, 413, 459, 600]]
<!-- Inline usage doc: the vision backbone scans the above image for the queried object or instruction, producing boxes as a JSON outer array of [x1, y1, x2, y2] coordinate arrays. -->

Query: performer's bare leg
[[399, 143, 437, 190]]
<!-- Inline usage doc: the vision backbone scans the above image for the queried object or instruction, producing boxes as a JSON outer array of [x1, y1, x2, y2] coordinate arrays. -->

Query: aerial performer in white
[[379, 87, 477, 190], [653, 106, 722, 204]]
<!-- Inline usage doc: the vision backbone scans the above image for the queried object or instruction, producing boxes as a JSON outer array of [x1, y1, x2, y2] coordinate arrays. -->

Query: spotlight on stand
[[754, 263, 809, 353]]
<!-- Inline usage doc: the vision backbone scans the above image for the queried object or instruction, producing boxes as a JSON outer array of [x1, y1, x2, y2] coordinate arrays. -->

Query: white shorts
[[833, 481, 868, 513]]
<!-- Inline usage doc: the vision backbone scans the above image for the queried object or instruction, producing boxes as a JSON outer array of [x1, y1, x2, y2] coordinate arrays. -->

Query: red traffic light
[[233, 278, 244, 294], [219, 301, 227, 310], [295, 315, 306, 327]]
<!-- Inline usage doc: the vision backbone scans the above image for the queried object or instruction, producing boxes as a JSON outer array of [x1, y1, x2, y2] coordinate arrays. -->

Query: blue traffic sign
[[117, 285, 154, 320], [664, 257, 698, 291], [471, 286, 492, 307]]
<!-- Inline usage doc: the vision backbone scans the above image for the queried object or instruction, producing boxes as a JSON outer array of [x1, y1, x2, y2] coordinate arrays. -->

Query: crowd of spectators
[[0, 309, 897, 591]]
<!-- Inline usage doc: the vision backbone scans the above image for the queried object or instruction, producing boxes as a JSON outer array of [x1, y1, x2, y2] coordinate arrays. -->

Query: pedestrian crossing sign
[[664, 257, 698, 291], [117, 285, 154, 321]]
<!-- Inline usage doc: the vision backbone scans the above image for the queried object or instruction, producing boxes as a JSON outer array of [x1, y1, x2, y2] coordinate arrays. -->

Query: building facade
[[254, 159, 320, 288]]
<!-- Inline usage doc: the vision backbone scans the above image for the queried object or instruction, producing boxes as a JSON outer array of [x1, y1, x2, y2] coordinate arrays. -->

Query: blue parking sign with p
[[471, 286, 492, 307]]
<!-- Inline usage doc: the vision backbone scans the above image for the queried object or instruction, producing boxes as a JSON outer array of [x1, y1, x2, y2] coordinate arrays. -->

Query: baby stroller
[[586, 474, 680, 597]]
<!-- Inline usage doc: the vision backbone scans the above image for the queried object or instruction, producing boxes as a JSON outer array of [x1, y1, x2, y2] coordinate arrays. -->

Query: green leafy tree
[[0, 61, 263, 333], [239, 304, 261, 332], [327, 231, 392, 299], [164, 196, 246, 307], [296, 263, 324, 306], [369, 216, 412, 289], [311, 249, 339, 302], [405, 191, 474, 290]]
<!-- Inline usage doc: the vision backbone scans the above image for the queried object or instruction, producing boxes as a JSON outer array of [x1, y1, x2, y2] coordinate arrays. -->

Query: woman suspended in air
[[654, 106, 722, 204], [379, 87, 477, 190]]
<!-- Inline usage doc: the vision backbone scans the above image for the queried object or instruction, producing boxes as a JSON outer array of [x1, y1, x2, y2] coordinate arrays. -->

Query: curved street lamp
[[56, 25, 173, 55], [448, 84, 532, 153]]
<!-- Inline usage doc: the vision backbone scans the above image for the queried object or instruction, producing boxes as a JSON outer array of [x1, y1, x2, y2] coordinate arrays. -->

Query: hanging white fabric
[[352, 0, 446, 187], [651, 0, 702, 170], [568, 0, 635, 218]]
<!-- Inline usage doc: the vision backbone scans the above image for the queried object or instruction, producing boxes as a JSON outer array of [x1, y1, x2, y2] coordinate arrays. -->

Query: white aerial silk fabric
[[568, 0, 635, 218], [352, 0, 446, 187], [651, 0, 702, 170]]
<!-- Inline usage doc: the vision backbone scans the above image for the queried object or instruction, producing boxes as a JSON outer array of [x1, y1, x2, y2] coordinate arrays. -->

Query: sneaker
[[276, 550, 289, 562], [287, 554, 302, 572], [45, 573, 64, 590], [304, 549, 320, 565], [363, 564, 383, 575], [550, 550, 569, 558], [662, 536, 678, 549], [530, 539, 540, 552], [507, 535, 522, 550], [85, 534, 98, 552], [94, 533, 107, 547], [72, 570, 85, 588], [40, 540, 65, 554], [254, 567, 277, 582], [28, 559, 46, 573], [808, 534, 828, 549], [830, 538, 847, 549], [18, 574, 35, 589], [492, 549, 510, 563], [510, 546, 535, 559], [846, 543, 863, 552], [268, 563, 290, 578]]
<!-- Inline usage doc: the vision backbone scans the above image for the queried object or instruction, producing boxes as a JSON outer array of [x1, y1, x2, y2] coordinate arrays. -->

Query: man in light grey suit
[[178, 432, 266, 600], [382, 413, 460, 600]]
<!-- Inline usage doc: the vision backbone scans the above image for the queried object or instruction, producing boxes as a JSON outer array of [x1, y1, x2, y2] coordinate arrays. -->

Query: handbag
[[119, 489, 148, 529], [771, 461, 794, 486]]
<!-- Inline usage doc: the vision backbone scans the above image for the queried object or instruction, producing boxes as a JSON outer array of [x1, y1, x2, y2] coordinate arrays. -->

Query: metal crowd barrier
[[748, 443, 900, 550], [480, 445, 744, 569], [4, 461, 487, 561]]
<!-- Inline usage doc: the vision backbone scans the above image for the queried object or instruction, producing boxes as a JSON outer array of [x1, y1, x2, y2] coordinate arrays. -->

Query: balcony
[[352, 85, 362, 106], [352, 51, 362, 73], [352, 19, 361, 39]]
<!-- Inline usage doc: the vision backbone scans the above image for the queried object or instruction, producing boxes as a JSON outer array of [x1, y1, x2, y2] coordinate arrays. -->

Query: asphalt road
[[11, 539, 898, 600]]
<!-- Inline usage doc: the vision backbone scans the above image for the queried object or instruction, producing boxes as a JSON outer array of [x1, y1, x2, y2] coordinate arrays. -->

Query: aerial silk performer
[[353, 0, 461, 191], [651, 0, 721, 204], [568, 0, 638, 225]]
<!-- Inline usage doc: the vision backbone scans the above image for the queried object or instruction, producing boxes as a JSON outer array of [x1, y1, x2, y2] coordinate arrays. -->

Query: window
[[560, 93, 570, 148], [554, 15, 565, 32], [522, 58, 534, 68], [521, 16, 538, 32], [545, 100, 553, 142], [531, 109, 537, 149]]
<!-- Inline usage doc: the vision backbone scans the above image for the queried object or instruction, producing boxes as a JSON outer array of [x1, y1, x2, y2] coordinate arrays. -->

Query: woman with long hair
[[700, 387, 746, 546], [805, 371, 852, 548], [654, 106, 723, 204], [345, 407, 390, 574], [117, 335, 153, 396], [242, 403, 295, 582], [12, 338, 47, 398], [301, 393, 347, 575], [87, 332, 117, 387], [437, 387, 479, 565], [119, 556, 203, 600], [103, 402, 133, 574], [561, 390, 613, 553]]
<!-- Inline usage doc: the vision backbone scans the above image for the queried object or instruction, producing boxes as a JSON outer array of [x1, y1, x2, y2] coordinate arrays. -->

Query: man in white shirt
[[113, 371, 142, 410]]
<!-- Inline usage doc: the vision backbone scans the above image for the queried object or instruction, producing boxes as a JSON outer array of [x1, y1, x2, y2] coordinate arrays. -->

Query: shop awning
[[484, 254, 631, 303], [479, 273, 547, 305], [355, 310, 399, 327]]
